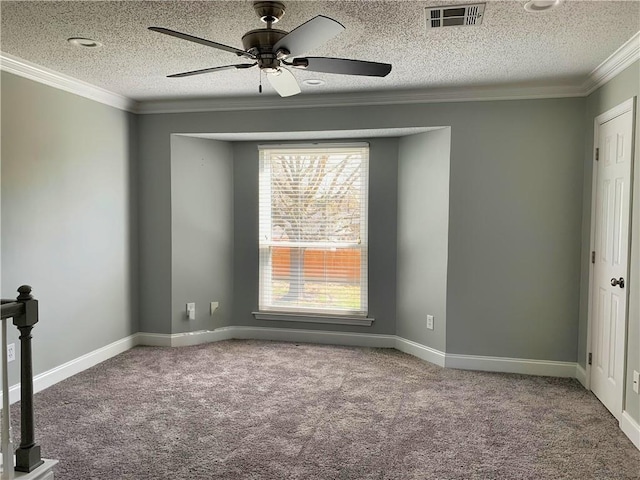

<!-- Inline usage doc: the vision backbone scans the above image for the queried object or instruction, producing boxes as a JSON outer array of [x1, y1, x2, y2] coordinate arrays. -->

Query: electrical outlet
[[7, 343, 15, 363], [633, 370, 639, 394], [186, 303, 196, 320], [426, 315, 434, 330], [210, 302, 219, 315]]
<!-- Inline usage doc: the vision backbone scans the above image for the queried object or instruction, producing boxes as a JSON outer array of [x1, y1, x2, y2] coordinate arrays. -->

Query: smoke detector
[[425, 3, 485, 29]]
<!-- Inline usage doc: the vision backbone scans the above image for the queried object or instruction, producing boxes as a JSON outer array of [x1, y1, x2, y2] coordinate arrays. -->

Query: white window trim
[[252, 311, 374, 326], [257, 142, 370, 318]]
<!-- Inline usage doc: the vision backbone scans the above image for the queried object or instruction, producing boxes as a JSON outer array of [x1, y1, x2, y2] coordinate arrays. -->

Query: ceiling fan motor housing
[[253, 1, 286, 24], [241, 28, 288, 71]]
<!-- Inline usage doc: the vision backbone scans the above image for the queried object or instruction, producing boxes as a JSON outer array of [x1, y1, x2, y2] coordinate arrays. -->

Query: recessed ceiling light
[[67, 37, 102, 48], [303, 79, 325, 86], [524, 0, 562, 12]]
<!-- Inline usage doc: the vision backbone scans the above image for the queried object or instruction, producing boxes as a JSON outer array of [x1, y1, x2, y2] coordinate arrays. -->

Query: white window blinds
[[258, 143, 369, 316]]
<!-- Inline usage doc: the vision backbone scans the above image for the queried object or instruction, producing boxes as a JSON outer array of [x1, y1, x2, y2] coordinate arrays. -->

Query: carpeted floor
[[10, 340, 640, 479]]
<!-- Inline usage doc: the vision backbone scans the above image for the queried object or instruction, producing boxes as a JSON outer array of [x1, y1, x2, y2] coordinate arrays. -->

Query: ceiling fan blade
[[293, 57, 392, 77], [266, 68, 301, 97], [273, 15, 344, 58], [167, 63, 257, 78], [149, 27, 256, 59]]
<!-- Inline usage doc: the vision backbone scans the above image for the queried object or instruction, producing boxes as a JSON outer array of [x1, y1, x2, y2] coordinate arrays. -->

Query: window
[[258, 143, 369, 317]]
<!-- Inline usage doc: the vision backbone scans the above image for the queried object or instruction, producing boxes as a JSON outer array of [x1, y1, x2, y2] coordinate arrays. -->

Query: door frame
[[586, 97, 636, 407]]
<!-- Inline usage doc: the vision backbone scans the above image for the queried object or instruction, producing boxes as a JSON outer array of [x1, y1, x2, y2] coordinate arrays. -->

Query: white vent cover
[[425, 3, 485, 29]]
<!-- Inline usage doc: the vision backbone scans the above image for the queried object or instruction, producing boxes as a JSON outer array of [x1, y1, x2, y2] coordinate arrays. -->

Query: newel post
[[12, 285, 43, 473]]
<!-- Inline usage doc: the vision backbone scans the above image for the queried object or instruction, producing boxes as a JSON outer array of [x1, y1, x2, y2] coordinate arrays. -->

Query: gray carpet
[[10, 340, 640, 479]]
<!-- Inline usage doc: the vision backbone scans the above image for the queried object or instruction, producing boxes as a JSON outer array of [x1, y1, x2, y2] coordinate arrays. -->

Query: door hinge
[[591, 251, 596, 264], [588, 353, 592, 365], [595, 148, 599, 161]]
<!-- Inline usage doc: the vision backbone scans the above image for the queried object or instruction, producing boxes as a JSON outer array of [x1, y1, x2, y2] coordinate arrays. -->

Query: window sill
[[252, 311, 374, 326]]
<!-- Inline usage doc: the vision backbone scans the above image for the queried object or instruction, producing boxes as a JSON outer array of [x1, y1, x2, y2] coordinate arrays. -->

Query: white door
[[589, 103, 634, 419]]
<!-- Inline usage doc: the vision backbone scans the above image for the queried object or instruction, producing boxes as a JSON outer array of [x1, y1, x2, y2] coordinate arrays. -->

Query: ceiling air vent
[[425, 3, 485, 29]]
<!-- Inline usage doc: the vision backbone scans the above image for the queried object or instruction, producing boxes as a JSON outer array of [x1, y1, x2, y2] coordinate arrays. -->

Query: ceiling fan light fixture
[[524, 0, 562, 12], [67, 37, 102, 48]]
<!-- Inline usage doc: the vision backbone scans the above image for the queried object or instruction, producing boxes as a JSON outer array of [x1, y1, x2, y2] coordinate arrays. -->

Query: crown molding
[[582, 31, 640, 95], [135, 83, 585, 114], [2, 29, 638, 115], [0, 52, 139, 113]]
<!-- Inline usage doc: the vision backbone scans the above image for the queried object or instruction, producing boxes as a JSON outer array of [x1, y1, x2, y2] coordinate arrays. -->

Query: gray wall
[[231, 139, 399, 335], [444, 99, 584, 361], [397, 129, 451, 351], [0, 71, 137, 382], [579, 61, 640, 423], [170, 136, 233, 334], [5, 62, 636, 420], [137, 97, 585, 363], [138, 114, 172, 334]]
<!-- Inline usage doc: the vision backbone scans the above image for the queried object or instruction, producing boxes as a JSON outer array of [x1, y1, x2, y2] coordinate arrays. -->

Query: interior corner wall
[[0, 71, 138, 383], [170, 136, 233, 334], [580, 60, 640, 423], [137, 97, 584, 361], [397, 129, 451, 352], [138, 114, 172, 334], [231, 138, 399, 335]]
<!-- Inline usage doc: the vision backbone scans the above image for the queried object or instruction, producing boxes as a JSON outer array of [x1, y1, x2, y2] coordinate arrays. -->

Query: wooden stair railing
[[1, 286, 44, 477]]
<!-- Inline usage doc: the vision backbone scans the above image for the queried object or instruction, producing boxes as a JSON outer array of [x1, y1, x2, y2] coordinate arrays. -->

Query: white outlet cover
[[426, 315, 434, 330], [633, 370, 640, 394], [7, 343, 16, 362], [210, 302, 219, 314]]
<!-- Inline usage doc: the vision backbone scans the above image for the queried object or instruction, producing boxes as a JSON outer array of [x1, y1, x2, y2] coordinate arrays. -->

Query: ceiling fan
[[149, 1, 392, 97]]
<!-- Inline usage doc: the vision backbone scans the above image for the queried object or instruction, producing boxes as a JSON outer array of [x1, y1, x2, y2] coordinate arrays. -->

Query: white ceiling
[[1, 1, 639, 102]]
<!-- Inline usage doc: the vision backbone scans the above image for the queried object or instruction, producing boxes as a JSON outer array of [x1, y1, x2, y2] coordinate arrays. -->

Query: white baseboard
[[394, 337, 446, 367], [620, 411, 640, 450], [228, 326, 397, 348], [4, 326, 635, 452], [137, 329, 233, 347], [445, 352, 577, 377], [1, 327, 395, 404], [4, 379, 22, 405], [1, 334, 138, 405], [0, 328, 587, 408], [135, 332, 172, 347], [137, 326, 395, 348], [575, 364, 588, 388]]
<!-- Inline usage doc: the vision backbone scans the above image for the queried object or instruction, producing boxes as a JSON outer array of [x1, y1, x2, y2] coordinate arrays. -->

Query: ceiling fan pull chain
[[259, 69, 263, 93]]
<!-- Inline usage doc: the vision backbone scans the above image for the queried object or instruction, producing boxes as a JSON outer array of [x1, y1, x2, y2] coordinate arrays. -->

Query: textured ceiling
[[1, 0, 639, 101]]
